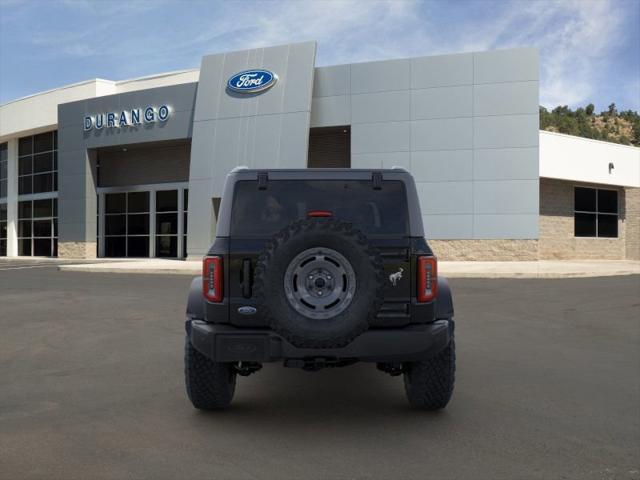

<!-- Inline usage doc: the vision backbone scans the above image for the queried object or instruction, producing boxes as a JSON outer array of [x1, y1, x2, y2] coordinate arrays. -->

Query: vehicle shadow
[[185, 363, 455, 433]]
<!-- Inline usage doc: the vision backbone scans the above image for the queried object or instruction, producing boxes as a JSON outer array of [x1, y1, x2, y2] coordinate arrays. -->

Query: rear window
[[231, 180, 408, 237]]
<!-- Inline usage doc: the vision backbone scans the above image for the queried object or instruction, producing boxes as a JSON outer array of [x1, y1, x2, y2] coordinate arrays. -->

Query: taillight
[[203, 256, 223, 302], [417, 256, 437, 302]]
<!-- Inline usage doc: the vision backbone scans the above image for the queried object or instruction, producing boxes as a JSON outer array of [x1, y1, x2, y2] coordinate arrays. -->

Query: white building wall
[[540, 131, 640, 188], [0, 70, 199, 142]]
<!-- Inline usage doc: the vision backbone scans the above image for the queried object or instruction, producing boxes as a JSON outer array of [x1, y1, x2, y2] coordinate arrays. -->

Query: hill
[[540, 103, 640, 147]]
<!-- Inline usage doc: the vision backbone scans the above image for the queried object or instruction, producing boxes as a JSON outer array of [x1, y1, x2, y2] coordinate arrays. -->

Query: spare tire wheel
[[254, 218, 384, 348]]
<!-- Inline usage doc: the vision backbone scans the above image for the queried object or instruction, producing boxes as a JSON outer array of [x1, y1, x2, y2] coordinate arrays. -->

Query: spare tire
[[254, 218, 384, 348]]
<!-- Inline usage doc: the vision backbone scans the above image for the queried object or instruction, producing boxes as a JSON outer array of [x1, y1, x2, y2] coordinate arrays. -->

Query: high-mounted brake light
[[307, 210, 333, 217], [417, 256, 438, 302], [203, 256, 223, 302]]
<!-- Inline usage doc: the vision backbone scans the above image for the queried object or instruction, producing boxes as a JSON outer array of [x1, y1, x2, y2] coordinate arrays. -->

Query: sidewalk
[[57, 258, 640, 278]]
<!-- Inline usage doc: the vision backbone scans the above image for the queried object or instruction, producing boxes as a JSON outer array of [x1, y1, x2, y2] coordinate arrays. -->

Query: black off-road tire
[[403, 331, 456, 410], [184, 335, 237, 410], [254, 218, 384, 349]]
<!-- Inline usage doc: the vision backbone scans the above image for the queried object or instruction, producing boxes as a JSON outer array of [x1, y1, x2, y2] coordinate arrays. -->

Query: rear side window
[[231, 180, 409, 237]]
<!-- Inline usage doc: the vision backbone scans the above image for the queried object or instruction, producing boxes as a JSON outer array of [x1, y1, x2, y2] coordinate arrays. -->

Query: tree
[[539, 103, 639, 146]]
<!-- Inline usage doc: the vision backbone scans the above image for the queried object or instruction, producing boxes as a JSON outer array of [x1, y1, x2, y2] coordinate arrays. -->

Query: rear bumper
[[187, 320, 452, 363]]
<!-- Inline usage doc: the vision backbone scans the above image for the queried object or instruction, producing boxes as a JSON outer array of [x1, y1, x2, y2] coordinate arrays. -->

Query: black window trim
[[17, 131, 58, 196], [574, 185, 619, 238]]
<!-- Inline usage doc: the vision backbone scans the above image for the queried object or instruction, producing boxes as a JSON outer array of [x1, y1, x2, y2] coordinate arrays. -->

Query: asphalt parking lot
[[1, 268, 638, 480]]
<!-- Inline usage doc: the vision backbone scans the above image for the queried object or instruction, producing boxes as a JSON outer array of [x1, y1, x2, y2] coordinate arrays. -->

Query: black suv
[[184, 168, 455, 410]]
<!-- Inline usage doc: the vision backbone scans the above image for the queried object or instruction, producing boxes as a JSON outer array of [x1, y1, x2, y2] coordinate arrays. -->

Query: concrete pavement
[[54, 258, 640, 278], [1, 270, 638, 480]]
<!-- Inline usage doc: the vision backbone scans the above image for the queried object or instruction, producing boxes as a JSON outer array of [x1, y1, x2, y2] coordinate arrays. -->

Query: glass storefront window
[[0, 203, 7, 256], [18, 132, 57, 195], [183, 189, 188, 258], [0, 143, 7, 199], [104, 191, 150, 258], [17, 198, 58, 257], [100, 187, 188, 259], [156, 190, 178, 258]]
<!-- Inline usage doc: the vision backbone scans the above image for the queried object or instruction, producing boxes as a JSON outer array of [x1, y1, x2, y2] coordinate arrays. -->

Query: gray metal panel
[[282, 42, 317, 112], [411, 53, 473, 89], [351, 151, 410, 169], [255, 46, 290, 116], [423, 214, 473, 239], [351, 122, 410, 154], [351, 90, 410, 124], [278, 112, 312, 167], [56, 149, 96, 243], [186, 177, 216, 255], [473, 180, 539, 214], [411, 150, 473, 182], [381, 152, 411, 170], [411, 86, 472, 120], [473, 114, 539, 149], [473, 147, 538, 180], [313, 65, 350, 97], [473, 214, 539, 239], [411, 118, 473, 151], [474, 48, 539, 84], [310, 96, 350, 127], [189, 42, 317, 255], [474, 81, 539, 116], [340, 47, 539, 241], [417, 181, 473, 215], [192, 54, 225, 122], [188, 120, 216, 180], [350, 59, 410, 94]]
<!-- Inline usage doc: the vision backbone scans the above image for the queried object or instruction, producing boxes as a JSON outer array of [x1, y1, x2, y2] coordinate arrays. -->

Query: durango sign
[[83, 105, 171, 131]]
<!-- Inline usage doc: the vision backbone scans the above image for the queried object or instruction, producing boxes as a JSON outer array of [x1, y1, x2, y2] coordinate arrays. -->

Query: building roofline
[[113, 68, 199, 86], [540, 129, 639, 151], [1, 68, 200, 108]]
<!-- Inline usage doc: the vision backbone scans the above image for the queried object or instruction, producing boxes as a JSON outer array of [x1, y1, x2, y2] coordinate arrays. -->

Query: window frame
[[16, 198, 58, 257], [0, 142, 8, 199], [573, 186, 619, 239], [17, 132, 58, 196], [97, 182, 188, 259]]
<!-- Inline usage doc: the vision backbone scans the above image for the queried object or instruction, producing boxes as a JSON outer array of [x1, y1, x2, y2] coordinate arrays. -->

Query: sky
[[0, 0, 638, 111]]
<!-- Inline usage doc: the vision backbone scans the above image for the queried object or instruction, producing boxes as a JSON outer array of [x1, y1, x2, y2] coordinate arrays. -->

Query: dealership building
[[0, 42, 638, 260]]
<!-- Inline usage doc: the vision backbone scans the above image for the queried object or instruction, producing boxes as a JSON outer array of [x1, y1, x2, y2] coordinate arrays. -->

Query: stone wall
[[58, 241, 97, 259], [429, 180, 639, 261], [625, 187, 640, 260], [538, 178, 627, 260], [428, 239, 538, 261]]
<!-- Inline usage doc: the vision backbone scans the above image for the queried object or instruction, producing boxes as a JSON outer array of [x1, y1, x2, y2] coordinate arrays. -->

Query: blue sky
[[1, 0, 638, 111]]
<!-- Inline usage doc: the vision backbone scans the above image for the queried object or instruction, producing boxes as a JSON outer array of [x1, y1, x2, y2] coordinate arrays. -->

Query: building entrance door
[[99, 185, 188, 258]]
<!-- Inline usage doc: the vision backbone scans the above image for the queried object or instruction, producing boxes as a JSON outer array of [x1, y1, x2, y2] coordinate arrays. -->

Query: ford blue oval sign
[[227, 69, 277, 94]]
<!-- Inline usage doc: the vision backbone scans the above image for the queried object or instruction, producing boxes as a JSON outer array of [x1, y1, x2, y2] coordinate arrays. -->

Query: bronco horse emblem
[[389, 267, 404, 286]]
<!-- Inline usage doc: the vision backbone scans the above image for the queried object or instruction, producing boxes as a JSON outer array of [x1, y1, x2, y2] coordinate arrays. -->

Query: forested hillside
[[540, 103, 640, 147]]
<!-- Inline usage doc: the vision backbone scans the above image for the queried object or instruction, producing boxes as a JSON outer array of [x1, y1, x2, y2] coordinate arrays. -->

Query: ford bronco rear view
[[184, 168, 456, 410]]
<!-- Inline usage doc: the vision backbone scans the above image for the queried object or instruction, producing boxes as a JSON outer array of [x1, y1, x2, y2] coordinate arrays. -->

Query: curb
[[57, 265, 640, 278], [58, 265, 200, 275]]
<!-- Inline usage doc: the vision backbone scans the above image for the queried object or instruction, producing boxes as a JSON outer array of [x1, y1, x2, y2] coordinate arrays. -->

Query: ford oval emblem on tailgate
[[238, 306, 257, 315]]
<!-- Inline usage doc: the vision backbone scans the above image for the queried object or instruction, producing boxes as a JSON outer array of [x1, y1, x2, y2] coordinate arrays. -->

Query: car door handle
[[242, 259, 252, 298]]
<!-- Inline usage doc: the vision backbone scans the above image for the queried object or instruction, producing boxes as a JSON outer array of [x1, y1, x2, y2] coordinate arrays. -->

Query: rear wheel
[[184, 335, 237, 410], [403, 331, 456, 410]]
